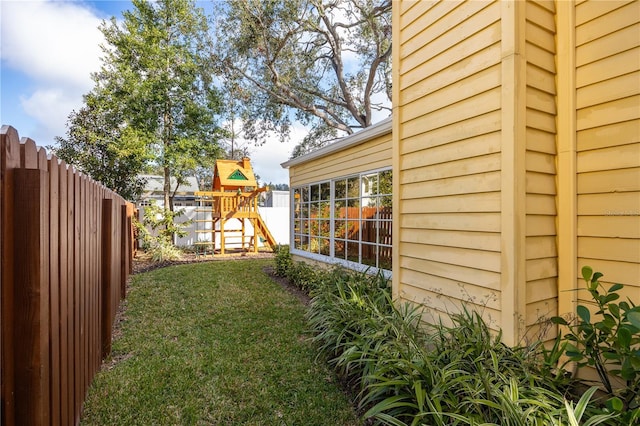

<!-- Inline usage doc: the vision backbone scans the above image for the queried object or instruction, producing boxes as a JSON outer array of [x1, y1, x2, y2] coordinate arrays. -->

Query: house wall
[[287, 127, 393, 266], [393, 0, 507, 335], [287, 131, 392, 187], [569, 0, 640, 302], [393, 0, 639, 346]]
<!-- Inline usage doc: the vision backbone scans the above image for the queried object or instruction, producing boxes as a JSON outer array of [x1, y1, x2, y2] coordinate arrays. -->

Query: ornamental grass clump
[[285, 255, 620, 425]]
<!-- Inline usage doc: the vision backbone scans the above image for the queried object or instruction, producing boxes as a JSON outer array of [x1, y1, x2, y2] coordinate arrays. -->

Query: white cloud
[[1, 0, 105, 142], [248, 123, 309, 185], [1, 0, 104, 88], [20, 88, 79, 141]]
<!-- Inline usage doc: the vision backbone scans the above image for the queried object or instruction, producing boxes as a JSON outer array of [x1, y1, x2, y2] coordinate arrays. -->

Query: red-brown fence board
[[0, 126, 135, 425]]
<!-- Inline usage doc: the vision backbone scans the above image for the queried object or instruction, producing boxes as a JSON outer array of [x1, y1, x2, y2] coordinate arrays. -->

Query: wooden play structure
[[194, 157, 276, 255]]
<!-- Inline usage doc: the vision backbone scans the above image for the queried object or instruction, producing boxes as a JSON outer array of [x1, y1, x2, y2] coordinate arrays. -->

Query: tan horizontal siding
[[575, 23, 640, 67], [576, 1, 639, 46], [577, 71, 640, 109], [577, 258, 640, 288], [576, 47, 640, 88], [526, 277, 557, 304], [401, 193, 500, 214], [400, 1, 499, 73], [578, 192, 640, 215], [401, 170, 501, 199], [402, 65, 502, 123], [577, 142, 640, 173], [526, 215, 556, 237], [526, 193, 556, 216], [401, 87, 502, 138], [401, 43, 501, 106], [400, 212, 501, 232], [576, 120, 639, 151], [401, 153, 501, 184], [576, 95, 640, 131], [575, 0, 634, 27], [400, 21, 501, 90], [401, 228, 500, 252], [577, 167, 640, 194], [578, 216, 640, 239], [402, 132, 501, 170], [401, 112, 501, 154], [576, 0, 639, 308], [526, 127, 556, 154], [400, 267, 501, 310], [288, 132, 391, 187]]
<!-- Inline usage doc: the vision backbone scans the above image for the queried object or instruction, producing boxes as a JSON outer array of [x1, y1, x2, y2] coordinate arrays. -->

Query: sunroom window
[[292, 168, 392, 272]]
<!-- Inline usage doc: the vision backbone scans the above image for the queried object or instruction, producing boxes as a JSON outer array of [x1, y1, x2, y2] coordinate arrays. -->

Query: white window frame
[[289, 167, 392, 278]]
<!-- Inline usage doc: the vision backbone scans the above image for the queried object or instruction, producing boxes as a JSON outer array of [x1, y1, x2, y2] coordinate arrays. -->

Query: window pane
[[320, 182, 330, 201], [301, 186, 309, 202], [294, 235, 301, 249], [334, 240, 346, 259], [379, 220, 392, 245], [310, 202, 319, 218], [299, 235, 309, 251], [361, 220, 377, 244], [335, 219, 347, 239], [302, 219, 309, 234], [318, 202, 330, 219], [380, 195, 392, 209], [346, 241, 359, 263], [362, 243, 377, 267], [335, 179, 346, 199], [347, 177, 359, 198], [347, 199, 360, 218], [318, 219, 331, 238], [379, 246, 392, 271], [294, 219, 301, 234], [346, 220, 359, 240], [310, 184, 320, 202], [379, 170, 392, 195], [310, 237, 320, 253], [319, 238, 330, 256], [362, 173, 378, 196], [334, 200, 346, 218]]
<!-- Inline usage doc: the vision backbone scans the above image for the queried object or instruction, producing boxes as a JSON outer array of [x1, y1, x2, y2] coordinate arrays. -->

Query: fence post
[[11, 168, 51, 425], [101, 199, 113, 359], [1, 126, 21, 423]]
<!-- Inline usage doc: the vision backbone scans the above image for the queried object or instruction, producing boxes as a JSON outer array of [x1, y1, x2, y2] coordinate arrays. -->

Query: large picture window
[[292, 169, 392, 272]]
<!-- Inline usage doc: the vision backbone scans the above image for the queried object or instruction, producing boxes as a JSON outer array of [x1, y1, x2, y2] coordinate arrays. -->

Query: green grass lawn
[[81, 259, 362, 425]]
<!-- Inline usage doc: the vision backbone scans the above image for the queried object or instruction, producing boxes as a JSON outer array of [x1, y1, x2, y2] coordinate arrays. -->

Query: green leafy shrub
[[552, 266, 640, 422], [135, 202, 187, 262], [273, 244, 292, 277], [276, 257, 622, 425]]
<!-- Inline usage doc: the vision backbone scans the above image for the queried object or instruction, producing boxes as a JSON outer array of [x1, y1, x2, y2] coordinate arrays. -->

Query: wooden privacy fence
[[0, 125, 136, 425]]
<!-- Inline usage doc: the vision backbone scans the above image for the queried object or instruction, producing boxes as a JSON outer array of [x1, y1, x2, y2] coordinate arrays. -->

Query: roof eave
[[280, 116, 392, 169]]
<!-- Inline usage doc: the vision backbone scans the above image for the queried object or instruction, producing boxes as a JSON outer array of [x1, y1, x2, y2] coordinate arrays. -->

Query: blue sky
[[0, 0, 299, 184]]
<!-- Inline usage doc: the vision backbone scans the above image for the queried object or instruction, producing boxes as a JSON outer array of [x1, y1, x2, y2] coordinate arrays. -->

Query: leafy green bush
[[135, 202, 186, 262], [552, 266, 640, 423], [273, 244, 293, 277], [276, 258, 622, 425]]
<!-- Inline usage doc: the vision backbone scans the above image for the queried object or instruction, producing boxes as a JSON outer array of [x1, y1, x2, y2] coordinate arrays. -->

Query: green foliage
[[276, 258, 624, 425], [551, 266, 640, 420], [54, 102, 150, 201], [213, 0, 392, 153], [273, 244, 293, 277], [62, 0, 223, 207], [135, 202, 188, 262]]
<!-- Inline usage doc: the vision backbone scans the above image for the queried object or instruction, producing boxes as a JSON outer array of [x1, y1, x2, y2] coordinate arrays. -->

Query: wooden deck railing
[[0, 125, 136, 425]]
